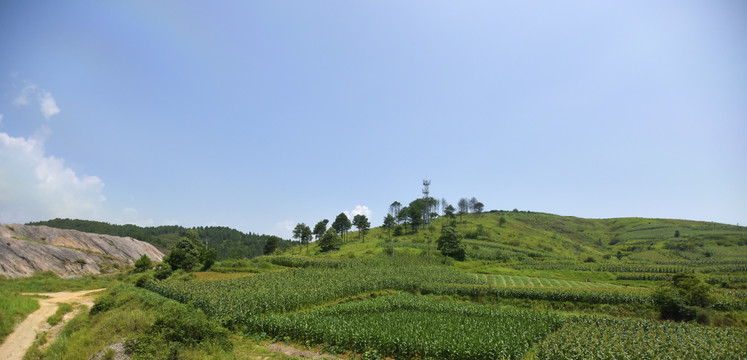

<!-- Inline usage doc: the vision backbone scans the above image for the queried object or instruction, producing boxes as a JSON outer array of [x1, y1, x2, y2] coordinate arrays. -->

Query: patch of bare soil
[[265, 344, 339, 359], [0, 289, 105, 360]]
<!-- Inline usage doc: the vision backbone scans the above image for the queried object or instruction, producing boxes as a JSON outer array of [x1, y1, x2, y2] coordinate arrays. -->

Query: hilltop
[[296, 211, 746, 262]]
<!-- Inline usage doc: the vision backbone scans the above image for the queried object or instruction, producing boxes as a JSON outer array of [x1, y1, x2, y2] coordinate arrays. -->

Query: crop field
[[248, 292, 565, 360], [146, 258, 482, 326], [534, 317, 747, 359], [473, 273, 623, 289]]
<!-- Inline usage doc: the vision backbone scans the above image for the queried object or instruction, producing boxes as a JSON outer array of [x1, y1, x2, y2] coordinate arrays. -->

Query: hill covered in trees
[[26, 218, 290, 260]]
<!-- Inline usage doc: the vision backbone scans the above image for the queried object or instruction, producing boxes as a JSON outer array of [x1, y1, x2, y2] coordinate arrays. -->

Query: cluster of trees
[[292, 212, 371, 253], [654, 273, 714, 322], [132, 230, 220, 279], [162, 230, 217, 272], [383, 196, 484, 237]]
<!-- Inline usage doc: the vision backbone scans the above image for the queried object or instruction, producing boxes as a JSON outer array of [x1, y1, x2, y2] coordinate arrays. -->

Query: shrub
[[154, 263, 172, 280], [393, 225, 404, 237], [134, 254, 152, 273]]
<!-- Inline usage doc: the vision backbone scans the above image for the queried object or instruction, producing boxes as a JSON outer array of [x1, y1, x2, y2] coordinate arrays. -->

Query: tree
[[468, 197, 478, 213], [389, 201, 402, 222], [332, 213, 352, 242], [382, 214, 396, 239], [498, 216, 506, 228], [397, 206, 409, 229], [437, 226, 466, 261], [441, 198, 448, 216], [352, 214, 371, 242], [264, 235, 281, 255], [134, 254, 152, 272], [293, 223, 312, 251], [319, 228, 342, 252], [444, 205, 456, 223], [199, 247, 217, 270], [313, 219, 329, 242], [654, 273, 713, 321], [473, 201, 484, 215], [165, 236, 201, 271], [457, 198, 469, 222]]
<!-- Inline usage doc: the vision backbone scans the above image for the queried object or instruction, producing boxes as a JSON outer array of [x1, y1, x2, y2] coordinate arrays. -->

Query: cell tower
[[422, 179, 431, 225]]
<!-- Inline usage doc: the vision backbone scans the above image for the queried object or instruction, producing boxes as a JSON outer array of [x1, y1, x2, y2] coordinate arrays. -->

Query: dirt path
[[0, 289, 105, 360]]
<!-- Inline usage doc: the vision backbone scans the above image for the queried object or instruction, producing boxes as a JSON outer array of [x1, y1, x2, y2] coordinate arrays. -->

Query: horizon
[[1, 1, 745, 238]]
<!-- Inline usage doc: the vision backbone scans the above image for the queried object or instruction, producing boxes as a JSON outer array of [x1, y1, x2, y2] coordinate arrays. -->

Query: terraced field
[[473, 273, 623, 289]]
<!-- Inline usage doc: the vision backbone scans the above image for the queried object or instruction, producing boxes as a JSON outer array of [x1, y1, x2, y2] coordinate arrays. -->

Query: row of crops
[[250, 293, 747, 360], [248, 292, 565, 360], [146, 255, 747, 359], [146, 260, 482, 326], [474, 273, 621, 289], [513, 261, 747, 274], [535, 316, 746, 359], [148, 257, 746, 329]]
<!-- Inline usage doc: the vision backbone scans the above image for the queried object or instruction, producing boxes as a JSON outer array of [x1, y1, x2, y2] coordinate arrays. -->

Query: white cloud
[[0, 114, 3, 126], [344, 205, 372, 220], [39, 91, 60, 119], [12, 84, 60, 119], [0, 130, 106, 223]]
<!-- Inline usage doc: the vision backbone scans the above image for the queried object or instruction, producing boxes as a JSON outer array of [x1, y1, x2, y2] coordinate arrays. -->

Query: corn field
[[534, 317, 747, 360], [249, 292, 565, 360]]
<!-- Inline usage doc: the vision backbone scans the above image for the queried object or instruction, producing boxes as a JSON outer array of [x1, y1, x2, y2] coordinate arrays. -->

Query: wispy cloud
[[13, 84, 35, 106], [13, 84, 60, 119], [39, 91, 60, 119]]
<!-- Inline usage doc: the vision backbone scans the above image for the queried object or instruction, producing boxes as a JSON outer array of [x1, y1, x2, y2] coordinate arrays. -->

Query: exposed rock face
[[0, 224, 165, 278]]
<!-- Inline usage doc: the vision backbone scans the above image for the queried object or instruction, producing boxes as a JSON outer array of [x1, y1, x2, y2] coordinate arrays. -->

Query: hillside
[[0, 224, 165, 278], [26, 218, 291, 260], [314, 211, 747, 264], [11, 211, 747, 359]]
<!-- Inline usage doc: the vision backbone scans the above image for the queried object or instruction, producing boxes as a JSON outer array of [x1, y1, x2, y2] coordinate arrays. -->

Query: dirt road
[[0, 289, 105, 360]]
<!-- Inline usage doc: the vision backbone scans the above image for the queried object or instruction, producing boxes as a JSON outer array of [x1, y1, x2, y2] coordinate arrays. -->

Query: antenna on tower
[[422, 179, 431, 225]]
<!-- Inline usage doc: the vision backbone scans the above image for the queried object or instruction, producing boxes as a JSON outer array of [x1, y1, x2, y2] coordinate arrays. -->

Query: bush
[[393, 225, 404, 237], [154, 263, 172, 280], [653, 286, 696, 321], [134, 254, 152, 273], [135, 274, 153, 288]]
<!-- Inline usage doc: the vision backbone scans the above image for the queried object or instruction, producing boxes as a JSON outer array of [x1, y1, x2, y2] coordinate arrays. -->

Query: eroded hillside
[[0, 224, 165, 278]]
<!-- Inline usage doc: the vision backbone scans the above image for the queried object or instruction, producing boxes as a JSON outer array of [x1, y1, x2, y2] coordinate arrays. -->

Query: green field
[[16, 212, 747, 359]]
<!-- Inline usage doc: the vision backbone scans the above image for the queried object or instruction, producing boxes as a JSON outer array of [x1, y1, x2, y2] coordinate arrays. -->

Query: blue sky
[[1, 1, 745, 238]]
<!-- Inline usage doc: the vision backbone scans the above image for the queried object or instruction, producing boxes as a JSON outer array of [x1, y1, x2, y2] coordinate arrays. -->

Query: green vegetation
[[14, 207, 747, 359], [0, 271, 112, 293], [250, 292, 564, 360], [27, 218, 293, 260], [535, 317, 745, 359], [47, 303, 74, 326], [30, 284, 232, 360], [0, 291, 39, 343]]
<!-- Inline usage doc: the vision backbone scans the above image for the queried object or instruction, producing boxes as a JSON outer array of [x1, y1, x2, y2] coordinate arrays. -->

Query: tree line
[[27, 218, 291, 260], [291, 212, 371, 253]]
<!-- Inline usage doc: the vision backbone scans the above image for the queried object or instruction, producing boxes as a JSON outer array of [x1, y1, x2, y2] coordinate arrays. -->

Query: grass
[[0, 271, 114, 293], [0, 290, 40, 343], [0, 271, 114, 344], [47, 303, 74, 326]]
